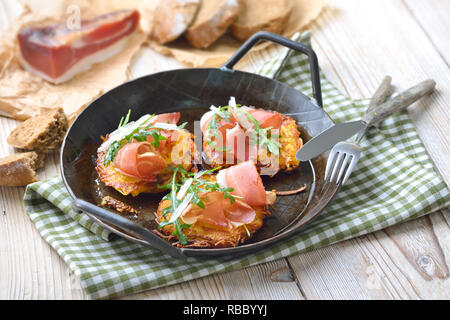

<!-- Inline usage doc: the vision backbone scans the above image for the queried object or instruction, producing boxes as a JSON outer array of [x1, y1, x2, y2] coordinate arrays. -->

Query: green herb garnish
[[118, 109, 131, 128], [205, 106, 233, 152], [158, 165, 240, 245], [241, 109, 280, 155], [104, 141, 121, 166], [204, 103, 280, 156], [103, 111, 184, 166]]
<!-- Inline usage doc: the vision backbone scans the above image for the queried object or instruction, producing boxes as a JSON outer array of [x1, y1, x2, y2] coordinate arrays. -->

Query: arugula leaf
[[103, 111, 185, 166], [157, 165, 240, 245], [205, 107, 232, 152], [131, 129, 167, 148], [118, 109, 131, 128], [104, 141, 121, 166], [204, 102, 280, 156], [242, 109, 280, 155]]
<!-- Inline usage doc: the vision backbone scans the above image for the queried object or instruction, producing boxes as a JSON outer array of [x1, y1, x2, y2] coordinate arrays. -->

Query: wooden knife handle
[[362, 79, 436, 126]]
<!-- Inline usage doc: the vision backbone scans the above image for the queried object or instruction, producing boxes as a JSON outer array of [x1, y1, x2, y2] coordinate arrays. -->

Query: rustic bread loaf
[[230, 0, 292, 41], [185, 0, 241, 49], [7, 107, 68, 151], [0, 152, 44, 186], [151, 0, 200, 44]]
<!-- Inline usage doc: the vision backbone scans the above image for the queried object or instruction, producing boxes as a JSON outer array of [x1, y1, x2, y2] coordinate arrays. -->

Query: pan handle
[[72, 199, 186, 259], [222, 31, 323, 108]]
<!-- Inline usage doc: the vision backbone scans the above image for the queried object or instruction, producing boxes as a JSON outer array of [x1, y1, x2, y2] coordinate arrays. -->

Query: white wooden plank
[[120, 260, 304, 300], [310, 0, 450, 182], [404, 0, 450, 65], [285, 0, 450, 300]]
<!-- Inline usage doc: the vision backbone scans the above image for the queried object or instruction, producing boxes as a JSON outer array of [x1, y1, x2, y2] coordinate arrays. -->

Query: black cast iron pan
[[61, 32, 340, 259]]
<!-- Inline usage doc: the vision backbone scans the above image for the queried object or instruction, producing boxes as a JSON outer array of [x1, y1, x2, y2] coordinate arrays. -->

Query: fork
[[325, 78, 436, 185]]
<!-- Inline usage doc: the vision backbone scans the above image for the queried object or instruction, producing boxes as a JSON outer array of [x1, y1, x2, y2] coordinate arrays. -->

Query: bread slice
[[185, 0, 241, 49], [151, 0, 200, 44], [0, 152, 45, 186], [7, 107, 68, 151], [230, 0, 292, 41]]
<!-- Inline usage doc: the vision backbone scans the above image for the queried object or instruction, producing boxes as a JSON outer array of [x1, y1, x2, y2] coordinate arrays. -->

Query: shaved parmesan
[[228, 96, 253, 130], [169, 192, 194, 223], [98, 114, 183, 153], [98, 114, 153, 152], [177, 178, 193, 200]]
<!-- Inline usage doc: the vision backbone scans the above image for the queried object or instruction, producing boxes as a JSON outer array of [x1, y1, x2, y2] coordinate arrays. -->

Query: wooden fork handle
[[362, 79, 436, 126]]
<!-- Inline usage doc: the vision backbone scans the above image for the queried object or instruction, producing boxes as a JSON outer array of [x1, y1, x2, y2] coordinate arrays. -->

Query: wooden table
[[1, 0, 449, 299]]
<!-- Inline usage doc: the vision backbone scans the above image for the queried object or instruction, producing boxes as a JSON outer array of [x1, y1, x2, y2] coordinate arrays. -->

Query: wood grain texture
[[120, 260, 304, 300], [0, 0, 449, 300], [404, 0, 450, 66], [310, 0, 450, 182], [285, 0, 449, 300]]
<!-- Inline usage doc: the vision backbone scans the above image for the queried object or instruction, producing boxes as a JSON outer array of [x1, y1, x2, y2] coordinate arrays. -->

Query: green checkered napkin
[[24, 32, 450, 299]]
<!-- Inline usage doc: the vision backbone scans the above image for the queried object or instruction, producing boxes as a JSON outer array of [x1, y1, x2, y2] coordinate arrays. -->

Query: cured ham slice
[[242, 106, 283, 129], [181, 191, 256, 228], [201, 111, 237, 152], [113, 142, 166, 181], [200, 111, 237, 135], [146, 112, 181, 150], [216, 161, 268, 207], [17, 10, 140, 84], [149, 112, 180, 125], [201, 101, 287, 167]]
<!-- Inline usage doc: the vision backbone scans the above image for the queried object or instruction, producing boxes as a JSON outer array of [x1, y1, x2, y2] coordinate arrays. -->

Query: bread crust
[[230, 0, 292, 41], [0, 152, 45, 186], [7, 107, 68, 151], [151, 0, 200, 44], [185, 0, 241, 49]]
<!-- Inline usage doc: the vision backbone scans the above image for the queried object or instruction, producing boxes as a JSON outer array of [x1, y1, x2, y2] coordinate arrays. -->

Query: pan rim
[[60, 67, 338, 257]]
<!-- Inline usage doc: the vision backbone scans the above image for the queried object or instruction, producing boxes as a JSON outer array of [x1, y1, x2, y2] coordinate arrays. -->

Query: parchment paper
[[0, 0, 325, 122]]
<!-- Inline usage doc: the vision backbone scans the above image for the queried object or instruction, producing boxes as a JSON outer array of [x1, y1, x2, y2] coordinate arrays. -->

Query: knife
[[295, 120, 365, 161], [296, 78, 436, 161]]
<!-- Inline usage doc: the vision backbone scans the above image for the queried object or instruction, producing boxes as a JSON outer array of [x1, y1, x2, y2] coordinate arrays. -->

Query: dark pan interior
[[62, 68, 337, 257]]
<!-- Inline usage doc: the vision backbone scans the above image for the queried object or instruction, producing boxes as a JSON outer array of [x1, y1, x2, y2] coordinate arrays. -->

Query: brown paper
[[0, 0, 149, 122], [148, 0, 326, 67], [0, 0, 325, 123]]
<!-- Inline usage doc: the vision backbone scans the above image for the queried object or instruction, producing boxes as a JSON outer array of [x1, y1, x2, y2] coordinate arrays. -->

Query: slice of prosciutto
[[113, 142, 166, 181], [181, 191, 256, 229], [150, 112, 180, 125], [146, 112, 181, 150], [241, 106, 283, 130], [17, 10, 140, 84], [216, 161, 269, 207], [201, 103, 283, 164]]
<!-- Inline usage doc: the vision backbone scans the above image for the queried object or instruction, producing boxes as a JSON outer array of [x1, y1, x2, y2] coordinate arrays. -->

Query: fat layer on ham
[[17, 10, 140, 84]]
